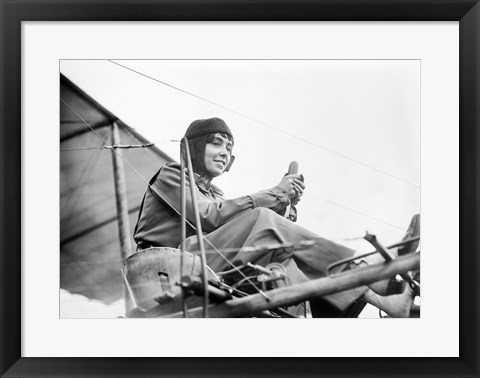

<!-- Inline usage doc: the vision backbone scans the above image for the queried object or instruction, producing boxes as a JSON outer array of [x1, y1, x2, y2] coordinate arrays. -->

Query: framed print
[[1, 0, 479, 377]]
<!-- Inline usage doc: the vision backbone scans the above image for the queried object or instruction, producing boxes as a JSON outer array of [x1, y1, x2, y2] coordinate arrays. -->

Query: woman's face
[[203, 133, 233, 177]]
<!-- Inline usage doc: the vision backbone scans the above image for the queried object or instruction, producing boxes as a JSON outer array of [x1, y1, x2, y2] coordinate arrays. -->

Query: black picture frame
[[1, 1, 479, 377]]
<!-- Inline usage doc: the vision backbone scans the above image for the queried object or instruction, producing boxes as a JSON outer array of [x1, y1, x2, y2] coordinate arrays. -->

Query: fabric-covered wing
[[60, 74, 174, 304]]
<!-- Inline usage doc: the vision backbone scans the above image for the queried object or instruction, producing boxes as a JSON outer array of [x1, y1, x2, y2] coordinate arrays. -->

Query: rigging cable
[[108, 59, 420, 189], [238, 167, 406, 231], [61, 143, 103, 216]]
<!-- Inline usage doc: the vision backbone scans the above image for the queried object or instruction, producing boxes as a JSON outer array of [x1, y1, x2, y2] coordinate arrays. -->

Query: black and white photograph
[[3, 1, 479, 373], [60, 59, 420, 319]]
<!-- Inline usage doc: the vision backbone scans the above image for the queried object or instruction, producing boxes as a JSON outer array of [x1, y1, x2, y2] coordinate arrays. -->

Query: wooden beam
[[167, 253, 420, 318], [111, 121, 133, 312]]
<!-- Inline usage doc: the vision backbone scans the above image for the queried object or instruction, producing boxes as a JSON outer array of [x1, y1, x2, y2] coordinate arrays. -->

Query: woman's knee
[[251, 207, 270, 216], [251, 207, 281, 220]]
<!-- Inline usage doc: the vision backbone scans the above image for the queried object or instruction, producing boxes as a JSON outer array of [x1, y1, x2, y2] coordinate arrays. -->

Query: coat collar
[[194, 173, 212, 191], [194, 173, 224, 197]]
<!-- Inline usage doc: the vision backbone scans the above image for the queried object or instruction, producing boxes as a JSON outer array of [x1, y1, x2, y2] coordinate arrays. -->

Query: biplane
[[60, 65, 420, 319]]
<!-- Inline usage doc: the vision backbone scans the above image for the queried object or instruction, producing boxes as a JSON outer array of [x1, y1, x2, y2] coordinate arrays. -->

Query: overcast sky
[[60, 59, 420, 252]]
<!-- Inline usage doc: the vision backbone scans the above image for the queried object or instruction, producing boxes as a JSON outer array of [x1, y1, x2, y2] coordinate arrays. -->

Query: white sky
[[60, 59, 420, 252]]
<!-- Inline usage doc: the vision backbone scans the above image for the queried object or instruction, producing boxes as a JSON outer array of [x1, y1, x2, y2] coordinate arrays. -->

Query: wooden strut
[[182, 138, 210, 317], [111, 121, 133, 312], [132, 252, 419, 318], [104, 142, 154, 149], [180, 139, 188, 317]]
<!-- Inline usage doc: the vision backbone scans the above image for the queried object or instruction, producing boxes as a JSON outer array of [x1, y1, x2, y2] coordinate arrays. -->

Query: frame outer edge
[[0, 0, 479, 377], [459, 1, 480, 376], [0, 1, 22, 377]]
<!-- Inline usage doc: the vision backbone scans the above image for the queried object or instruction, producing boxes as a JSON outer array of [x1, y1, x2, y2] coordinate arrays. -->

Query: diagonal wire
[[60, 143, 103, 216], [201, 238, 270, 299], [238, 167, 407, 232], [108, 59, 420, 189]]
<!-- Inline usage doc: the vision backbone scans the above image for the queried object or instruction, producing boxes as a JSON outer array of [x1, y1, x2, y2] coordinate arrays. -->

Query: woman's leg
[[184, 208, 365, 312], [184, 208, 414, 316]]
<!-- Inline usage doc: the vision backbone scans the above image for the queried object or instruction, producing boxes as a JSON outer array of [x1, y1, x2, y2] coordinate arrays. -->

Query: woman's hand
[[277, 174, 305, 203]]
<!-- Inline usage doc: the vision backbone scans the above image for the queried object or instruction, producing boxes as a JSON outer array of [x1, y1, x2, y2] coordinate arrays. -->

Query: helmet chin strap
[[188, 136, 208, 175], [187, 139, 196, 160], [224, 155, 235, 172]]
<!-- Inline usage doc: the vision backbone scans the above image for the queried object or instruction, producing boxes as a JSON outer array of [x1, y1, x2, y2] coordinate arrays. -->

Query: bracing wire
[[201, 238, 271, 300], [61, 143, 103, 215], [238, 167, 407, 231], [108, 60, 420, 189]]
